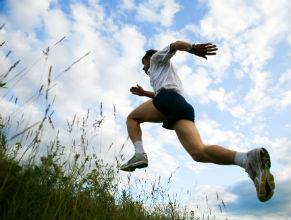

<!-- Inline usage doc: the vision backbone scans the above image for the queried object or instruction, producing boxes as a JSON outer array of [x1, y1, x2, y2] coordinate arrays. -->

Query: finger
[[138, 85, 143, 90], [205, 52, 217, 55], [205, 44, 216, 48], [207, 48, 218, 52], [206, 47, 218, 51], [197, 43, 213, 46]]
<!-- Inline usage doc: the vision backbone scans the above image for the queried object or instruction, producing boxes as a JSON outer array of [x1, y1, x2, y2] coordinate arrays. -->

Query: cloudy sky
[[0, 0, 290, 219]]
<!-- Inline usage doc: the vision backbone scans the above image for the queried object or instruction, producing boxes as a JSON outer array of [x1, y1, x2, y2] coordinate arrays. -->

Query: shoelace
[[127, 155, 138, 164]]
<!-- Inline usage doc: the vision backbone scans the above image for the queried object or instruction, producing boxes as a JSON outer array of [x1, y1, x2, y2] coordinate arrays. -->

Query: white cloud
[[271, 69, 291, 109], [199, 0, 259, 40], [120, 0, 136, 10], [184, 160, 207, 174], [4, 0, 50, 30], [0, 100, 42, 126], [253, 135, 291, 165], [43, 8, 71, 39], [70, 3, 103, 33], [181, 66, 212, 100], [136, 0, 181, 27], [159, 0, 181, 27], [38, 9, 147, 122], [196, 119, 250, 151], [208, 88, 235, 111], [190, 0, 291, 120], [0, 0, 145, 161], [150, 30, 182, 49], [251, 123, 268, 133]]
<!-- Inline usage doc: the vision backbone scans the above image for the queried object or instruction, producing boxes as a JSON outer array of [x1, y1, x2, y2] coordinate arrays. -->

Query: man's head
[[142, 49, 157, 75]]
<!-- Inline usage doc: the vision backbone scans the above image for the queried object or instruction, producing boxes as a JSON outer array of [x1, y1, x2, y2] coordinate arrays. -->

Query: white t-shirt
[[148, 45, 184, 96]]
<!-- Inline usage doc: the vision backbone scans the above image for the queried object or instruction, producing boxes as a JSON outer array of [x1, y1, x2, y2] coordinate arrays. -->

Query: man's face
[[142, 57, 151, 75]]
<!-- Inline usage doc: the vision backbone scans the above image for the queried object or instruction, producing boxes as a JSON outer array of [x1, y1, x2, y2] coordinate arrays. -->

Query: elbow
[[169, 41, 179, 53]]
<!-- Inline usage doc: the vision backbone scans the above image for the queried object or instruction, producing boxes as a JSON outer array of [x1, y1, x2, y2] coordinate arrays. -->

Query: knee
[[126, 112, 141, 126], [190, 146, 206, 162], [126, 114, 134, 126]]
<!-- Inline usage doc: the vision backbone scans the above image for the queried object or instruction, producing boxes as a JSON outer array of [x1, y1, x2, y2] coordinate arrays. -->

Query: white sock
[[234, 152, 247, 168], [133, 141, 144, 154]]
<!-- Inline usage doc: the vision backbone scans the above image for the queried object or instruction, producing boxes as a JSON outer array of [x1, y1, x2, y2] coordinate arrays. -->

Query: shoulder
[[151, 45, 176, 63]]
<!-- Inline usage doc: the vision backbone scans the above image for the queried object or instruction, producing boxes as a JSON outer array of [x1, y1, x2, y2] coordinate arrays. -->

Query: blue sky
[[0, 0, 290, 219]]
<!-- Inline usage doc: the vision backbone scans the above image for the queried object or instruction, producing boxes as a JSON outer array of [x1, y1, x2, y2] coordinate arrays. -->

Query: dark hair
[[142, 49, 157, 61]]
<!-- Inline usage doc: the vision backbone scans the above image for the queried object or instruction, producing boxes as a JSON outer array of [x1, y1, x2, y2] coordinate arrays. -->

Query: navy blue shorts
[[152, 90, 195, 130]]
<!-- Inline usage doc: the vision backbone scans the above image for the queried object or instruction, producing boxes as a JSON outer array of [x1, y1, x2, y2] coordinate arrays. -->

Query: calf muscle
[[174, 120, 236, 164]]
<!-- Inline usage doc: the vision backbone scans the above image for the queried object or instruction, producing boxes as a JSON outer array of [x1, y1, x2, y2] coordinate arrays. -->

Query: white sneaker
[[245, 148, 275, 202], [120, 153, 148, 172]]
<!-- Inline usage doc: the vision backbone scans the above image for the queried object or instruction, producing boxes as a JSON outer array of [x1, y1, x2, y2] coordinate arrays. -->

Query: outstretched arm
[[169, 41, 218, 59], [130, 84, 155, 99]]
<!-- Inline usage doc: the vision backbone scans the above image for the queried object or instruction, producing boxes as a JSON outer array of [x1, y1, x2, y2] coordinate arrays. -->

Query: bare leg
[[121, 100, 166, 171], [126, 100, 166, 143], [127, 102, 235, 164], [174, 120, 236, 165]]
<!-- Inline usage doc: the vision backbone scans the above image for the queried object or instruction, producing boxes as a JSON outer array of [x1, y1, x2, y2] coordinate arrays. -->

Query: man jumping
[[120, 41, 275, 202]]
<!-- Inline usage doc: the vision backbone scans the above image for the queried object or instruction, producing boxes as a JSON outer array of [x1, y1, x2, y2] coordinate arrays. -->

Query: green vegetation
[[0, 116, 189, 220]]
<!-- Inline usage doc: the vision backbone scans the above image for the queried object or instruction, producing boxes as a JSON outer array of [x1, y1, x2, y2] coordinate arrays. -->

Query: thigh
[[129, 100, 167, 123], [173, 120, 204, 153]]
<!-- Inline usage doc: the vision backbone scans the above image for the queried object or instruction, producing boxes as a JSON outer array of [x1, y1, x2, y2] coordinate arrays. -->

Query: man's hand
[[130, 84, 155, 98], [130, 84, 145, 96], [188, 43, 218, 60]]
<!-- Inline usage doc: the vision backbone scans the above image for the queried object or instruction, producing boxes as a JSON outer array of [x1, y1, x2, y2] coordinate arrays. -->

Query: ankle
[[234, 152, 247, 168], [134, 141, 145, 154]]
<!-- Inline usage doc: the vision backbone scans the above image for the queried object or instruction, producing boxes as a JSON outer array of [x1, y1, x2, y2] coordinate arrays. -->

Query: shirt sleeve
[[151, 45, 176, 64]]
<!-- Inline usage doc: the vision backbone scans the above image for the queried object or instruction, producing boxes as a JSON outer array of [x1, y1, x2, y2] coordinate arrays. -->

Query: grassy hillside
[[0, 118, 190, 220]]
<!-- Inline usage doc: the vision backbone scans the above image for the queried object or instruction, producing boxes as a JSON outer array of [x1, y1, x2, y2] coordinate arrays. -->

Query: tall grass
[[0, 25, 228, 220], [0, 114, 196, 220]]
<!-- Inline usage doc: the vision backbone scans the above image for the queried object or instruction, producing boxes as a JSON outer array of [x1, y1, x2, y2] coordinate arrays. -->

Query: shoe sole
[[257, 148, 275, 202], [120, 161, 148, 172]]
